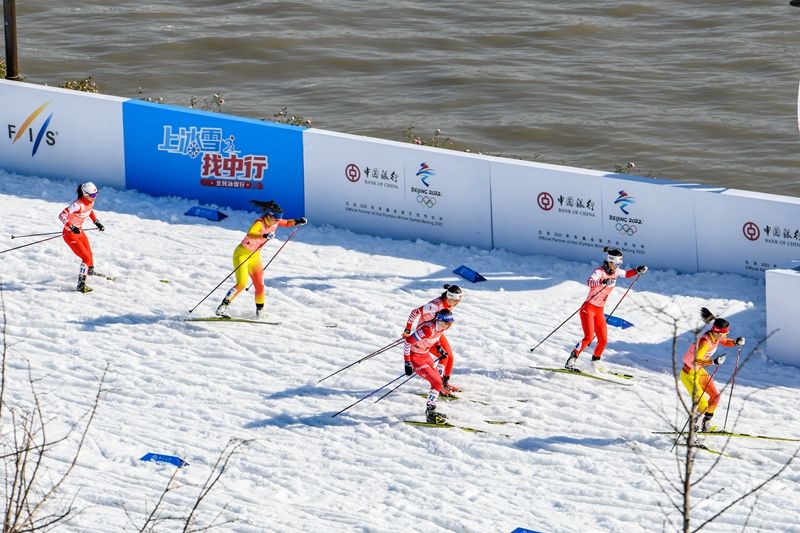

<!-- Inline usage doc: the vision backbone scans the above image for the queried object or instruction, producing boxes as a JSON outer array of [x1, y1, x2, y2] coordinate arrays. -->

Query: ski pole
[[246, 227, 300, 292], [529, 284, 608, 353], [373, 355, 448, 405], [188, 242, 266, 314], [529, 307, 581, 353], [331, 374, 407, 418], [317, 338, 405, 383], [670, 363, 721, 452], [604, 273, 640, 322], [0, 234, 62, 255], [11, 228, 98, 239], [722, 347, 742, 431]]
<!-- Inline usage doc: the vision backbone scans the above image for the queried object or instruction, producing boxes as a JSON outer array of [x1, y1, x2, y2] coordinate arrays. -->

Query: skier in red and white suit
[[565, 248, 647, 373], [58, 182, 105, 293], [403, 284, 463, 393], [403, 309, 455, 424]]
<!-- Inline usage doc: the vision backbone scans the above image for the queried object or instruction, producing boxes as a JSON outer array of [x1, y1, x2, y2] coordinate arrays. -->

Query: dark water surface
[[5, 1, 800, 195]]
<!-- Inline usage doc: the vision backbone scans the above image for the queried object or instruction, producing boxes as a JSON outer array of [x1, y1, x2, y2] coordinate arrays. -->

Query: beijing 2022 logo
[[614, 190, 635, 215], [411, 162, 441, 208]]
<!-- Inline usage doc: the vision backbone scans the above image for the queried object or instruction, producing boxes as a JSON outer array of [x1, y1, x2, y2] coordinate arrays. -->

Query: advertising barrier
[[0, 79, 126, 188], [490, 158, 700, 272], [765, 268, 800, 368], [122, 100, 305, 216], [3, 80, 800, 281], [694, 189, 800, 276], [304, 129, 492, 248]]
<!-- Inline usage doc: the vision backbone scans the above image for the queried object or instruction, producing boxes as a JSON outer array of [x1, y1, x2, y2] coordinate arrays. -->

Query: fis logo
[[614, 190, 635, 215], [416, 162, 435, 187], [7, 101, 57, 156]]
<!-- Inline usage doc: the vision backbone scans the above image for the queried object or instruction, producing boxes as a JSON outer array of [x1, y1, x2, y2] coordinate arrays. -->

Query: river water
[[6, 1, 800, 195]]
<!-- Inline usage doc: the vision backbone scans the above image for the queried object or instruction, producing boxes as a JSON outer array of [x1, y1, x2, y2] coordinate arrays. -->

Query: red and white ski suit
[[681, 331, 736, 415], [403, 319, 451, 394], [405, 296, 455, 377], [573, 264, 637, 358], [59, 196, 98, 268]]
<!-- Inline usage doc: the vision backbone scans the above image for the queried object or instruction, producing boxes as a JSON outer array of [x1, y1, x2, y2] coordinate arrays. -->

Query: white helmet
[[81, 182, 98, 197]]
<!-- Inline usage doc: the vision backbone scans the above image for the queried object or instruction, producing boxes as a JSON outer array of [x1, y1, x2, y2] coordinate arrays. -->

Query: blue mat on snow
[[185, 206, 227, 221], [453, 265, 487, 283], [140, 452, 189, 468]]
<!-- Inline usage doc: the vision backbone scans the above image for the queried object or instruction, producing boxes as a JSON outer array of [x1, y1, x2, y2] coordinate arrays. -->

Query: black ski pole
[[246, 227, 300, 292], [722, 347, 742, 431], [318, 338, 405, 383], [0, 234, 62, 255], [188, 242, 265, 314], [604, 273, 640, 321], [529, 285, 608, 353], [670, 363, 721, 452], [11, 228, 98, 239], [331, 374, 406, 418], [372, 355, 447, 405]]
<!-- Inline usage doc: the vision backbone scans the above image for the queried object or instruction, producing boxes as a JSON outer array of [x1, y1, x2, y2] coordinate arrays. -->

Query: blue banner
[[123, 101, 305, 217]]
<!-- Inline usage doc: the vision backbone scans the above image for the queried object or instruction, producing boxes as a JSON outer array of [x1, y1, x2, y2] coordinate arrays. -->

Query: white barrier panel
[[304, 129, 492, 248], [0, 80, 126, 188], [490, 158, 700, 272], [766, 269, 800, 368], [695, 189, 800, 277]]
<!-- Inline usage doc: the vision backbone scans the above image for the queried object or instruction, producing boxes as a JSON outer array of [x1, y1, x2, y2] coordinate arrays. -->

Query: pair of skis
[[186, 316, 337, 328], [531, 366, 634, 386]]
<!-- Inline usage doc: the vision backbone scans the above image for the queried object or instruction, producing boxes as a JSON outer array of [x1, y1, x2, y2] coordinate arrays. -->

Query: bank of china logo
[[12, 101, 55, 157], [416, 162, 435, 187], [614, 190, 634, 215]]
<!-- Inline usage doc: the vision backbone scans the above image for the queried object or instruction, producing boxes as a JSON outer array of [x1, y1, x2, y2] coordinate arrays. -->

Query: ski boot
[[255, 303, 265, 320], [442, 375, 461, 393], [215, 298, 231, 318], [564, 350, 579, 370], [590, 356, 606, 374], [76, 275, 93, 293], [701, 413, 717, 433], [425, 403, 447, 424]]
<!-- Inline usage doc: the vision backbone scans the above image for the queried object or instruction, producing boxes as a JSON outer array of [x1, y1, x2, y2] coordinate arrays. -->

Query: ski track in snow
[[0, 171, 798, 533]]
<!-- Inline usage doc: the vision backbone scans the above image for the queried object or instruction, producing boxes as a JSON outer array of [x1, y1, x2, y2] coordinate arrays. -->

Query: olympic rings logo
[[616, 222, 638, 236], [417, 195, 437, 208]]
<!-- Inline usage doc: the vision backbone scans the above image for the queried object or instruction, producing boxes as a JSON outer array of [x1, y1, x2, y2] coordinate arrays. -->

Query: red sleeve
[[625, 269, 637, 278], [89, 210, 98, 223]]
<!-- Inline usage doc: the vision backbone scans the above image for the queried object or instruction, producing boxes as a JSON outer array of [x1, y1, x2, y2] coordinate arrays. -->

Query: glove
[[94, 220, 105, 232], [602, 278, 615, 286], [436, 346, 449, 359], [294, 217, 307, 226], [69, 224, 80, 234], [404, 361, 413, 376], [713, 354, 726, 365], [636, 265, 648, 274], [735, 336, 745, 346], [262, 232, 276, 240], [402, 328, 412, 338]]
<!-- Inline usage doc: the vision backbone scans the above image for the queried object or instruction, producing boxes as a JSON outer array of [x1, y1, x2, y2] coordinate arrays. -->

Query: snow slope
[[0, 170, 798, 533]]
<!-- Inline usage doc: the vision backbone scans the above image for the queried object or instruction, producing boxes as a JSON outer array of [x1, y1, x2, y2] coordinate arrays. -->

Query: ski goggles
[[606, 254, 623, 265], [264, 210, 283, 219], [88, 192, 97, 199]]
